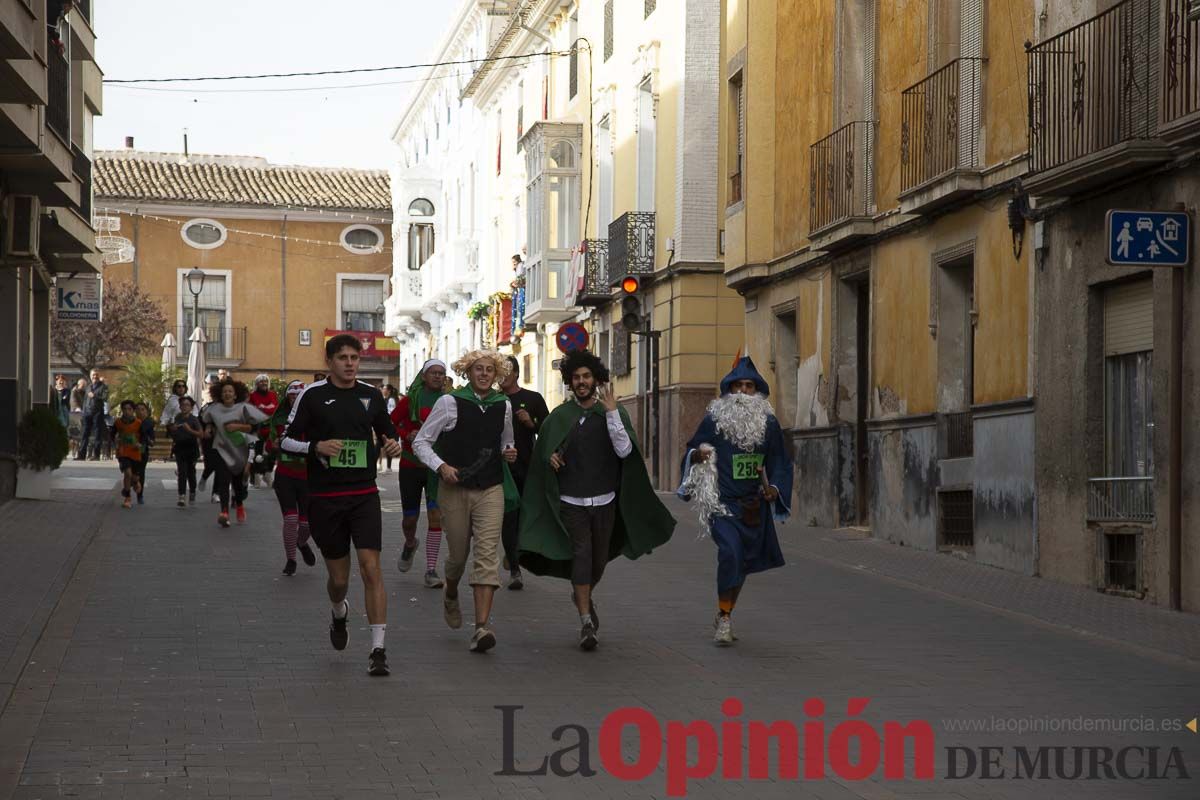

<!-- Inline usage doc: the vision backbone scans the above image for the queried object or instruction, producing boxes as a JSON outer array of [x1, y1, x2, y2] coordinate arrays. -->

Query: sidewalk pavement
[[0, 461, 1196, 800]]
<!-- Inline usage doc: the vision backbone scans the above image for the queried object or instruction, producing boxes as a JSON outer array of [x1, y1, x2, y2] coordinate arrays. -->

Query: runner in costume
[[677, 356, 793, 646], [248, 374, 279, 488], [110, 400, 145, 509], [202, 379, 268, 528], [391, 359, 447, 587], [519, 350, 675, 650]]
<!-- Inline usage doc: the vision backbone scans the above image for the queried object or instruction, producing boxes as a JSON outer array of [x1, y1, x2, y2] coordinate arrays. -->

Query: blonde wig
[[450, 349, 512, 384]]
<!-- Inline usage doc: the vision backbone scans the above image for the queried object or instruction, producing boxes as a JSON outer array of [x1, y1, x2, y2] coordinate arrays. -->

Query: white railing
[[1087, 477, 1154, 522]]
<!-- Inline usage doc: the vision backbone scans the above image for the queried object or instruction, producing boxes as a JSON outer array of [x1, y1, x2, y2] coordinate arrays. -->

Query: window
[[637, 78, 656, 212], [340, 225, 383, 254], [1103, 280, 1154, 478], [408, 224, 435, 271], [496, 111, 503, 175], [181, 218, 226, 250], [408, 198, 434, 217], [181, 272, 227, 359], [597, 115, 614, 232], [569, 13, 579, 99], [728, 73, 744, 205], [517, 81, 525, 145], [340, 278, 386, 332], [604, 0, 614, 62]]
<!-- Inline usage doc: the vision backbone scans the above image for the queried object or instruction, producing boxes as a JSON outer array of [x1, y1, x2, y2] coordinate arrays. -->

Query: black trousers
[[214, 457, 247, 512], [501, 469, 526, 571], [200, 440, 218, 482], [78, 411, 107, 459], [175, 453, 198, 495]]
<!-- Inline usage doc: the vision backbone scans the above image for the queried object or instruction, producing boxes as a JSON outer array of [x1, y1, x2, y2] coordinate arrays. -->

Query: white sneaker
[[470, 626, 496, 653], [714, 615, 734, 646], [177, 495, 186, 508]]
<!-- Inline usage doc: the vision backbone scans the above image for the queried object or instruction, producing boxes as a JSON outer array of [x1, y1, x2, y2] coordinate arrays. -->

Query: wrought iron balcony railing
[[577, 239, 611, 306], [901, 58, 983, 192], [1027, 0, 1157, 174], [1087, 476, 1155, 522], [177, 326, 248, 363], [607, 211, 655, 287], [46, 31, 71, 144], [1164, 0, 1200, 126], [809, 121, 873, 234]]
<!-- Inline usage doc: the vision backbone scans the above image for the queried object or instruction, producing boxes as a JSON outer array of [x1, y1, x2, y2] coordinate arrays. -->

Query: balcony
[[1087, 477, 1154, 523], [177, 326, 248, 365], [576, 239, 611, 306], [899, 58, 984, 214], [809, 121, 874, 249], [0, 0, 40, 62], [1161, 0, 1200, 144], [71, 145, 92, 222], [607, 211, 655, 287], [1025, 0, 1170, 196], [46, 32, 70, 146]]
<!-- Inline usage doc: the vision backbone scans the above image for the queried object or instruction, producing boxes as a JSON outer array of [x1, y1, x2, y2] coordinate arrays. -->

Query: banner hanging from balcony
[[322, 329, 400, 359]]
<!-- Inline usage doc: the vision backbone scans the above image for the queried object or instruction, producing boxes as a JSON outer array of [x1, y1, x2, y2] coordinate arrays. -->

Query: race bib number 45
[[331, 439, 368, 468], [732, 453, 765, 481]]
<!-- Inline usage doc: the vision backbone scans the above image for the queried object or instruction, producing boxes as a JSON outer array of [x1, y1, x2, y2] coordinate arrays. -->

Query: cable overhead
[[104, 50, 570, 85]]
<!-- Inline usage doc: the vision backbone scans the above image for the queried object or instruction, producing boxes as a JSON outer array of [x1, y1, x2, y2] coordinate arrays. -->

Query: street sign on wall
[[55, 275, 103, 321], [1106, 210, 1190, 267]]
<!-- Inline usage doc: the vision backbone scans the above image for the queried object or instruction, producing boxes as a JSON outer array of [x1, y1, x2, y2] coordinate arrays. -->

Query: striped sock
[[297, 516, 311, 547], [426, 527, 443, 573], [282, 513, 299, 561]]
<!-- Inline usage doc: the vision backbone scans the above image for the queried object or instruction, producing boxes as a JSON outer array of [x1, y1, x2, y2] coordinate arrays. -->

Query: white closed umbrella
[[187, 327, 208, 407], [159, 332, 177, 392]]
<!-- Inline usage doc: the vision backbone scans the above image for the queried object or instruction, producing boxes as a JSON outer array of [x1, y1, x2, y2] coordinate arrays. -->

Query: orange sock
[[718, 599, 734, 615]]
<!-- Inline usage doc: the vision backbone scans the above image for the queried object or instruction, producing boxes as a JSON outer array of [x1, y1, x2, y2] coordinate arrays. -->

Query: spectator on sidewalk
[[77, 370, 110, 461]]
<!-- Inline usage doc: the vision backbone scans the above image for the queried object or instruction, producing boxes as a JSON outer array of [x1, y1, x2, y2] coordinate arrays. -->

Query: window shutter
[[958, 0, 984, 169], [1104, 279, 1154, 356], [863, 0, 877, 205], [341, 280, 385, 313]]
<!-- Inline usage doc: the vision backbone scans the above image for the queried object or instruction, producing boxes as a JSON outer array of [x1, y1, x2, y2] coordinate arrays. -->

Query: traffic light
[[620, 276, 643, 331]]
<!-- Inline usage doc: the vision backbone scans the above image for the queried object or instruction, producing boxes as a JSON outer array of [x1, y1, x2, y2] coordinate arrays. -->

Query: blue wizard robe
[[678, 357, 793, 593]]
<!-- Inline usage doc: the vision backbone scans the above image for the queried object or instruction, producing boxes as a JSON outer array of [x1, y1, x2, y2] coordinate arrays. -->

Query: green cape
[[518, 399, 676, 579], [430, 386, 520, 513]]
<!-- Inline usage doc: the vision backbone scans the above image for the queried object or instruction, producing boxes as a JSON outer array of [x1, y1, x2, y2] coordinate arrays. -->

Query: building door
[[855, 279, 871, 525], [637, 77, 656, 212]]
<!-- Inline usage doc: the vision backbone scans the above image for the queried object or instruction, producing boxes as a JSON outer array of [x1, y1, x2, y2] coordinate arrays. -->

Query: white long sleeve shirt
[[412, 393, 515, 474]]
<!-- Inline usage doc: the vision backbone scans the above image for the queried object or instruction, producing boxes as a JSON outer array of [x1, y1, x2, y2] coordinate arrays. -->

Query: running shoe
[[282, 559, 297, 576], [122, 496, 132, 509], [443, 594, 462, 629], [177, 495, 186, 508], [507, 568, 524, 591], [217, 512, 231, 528], [368, 647, 390, 676], [424, 570, 444, 589], [712, 613, 739, 641], [298, 544, 316, 567], [579, 619, 598, 651], [189, 492, 196, 505], [469, 627, 496, 653], [329, 605, 349, 650], [714, 615, 734, 646], [397, 537, 419, 573], [137, 493, 145, 505], [210, 494, 219, 504], [589, 599, 599, 631], [235, 505, 247, 524]]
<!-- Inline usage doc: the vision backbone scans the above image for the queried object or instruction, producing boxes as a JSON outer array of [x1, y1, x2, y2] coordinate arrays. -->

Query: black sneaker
[[397, 537, 419, 573], [329, 607, 349, 651], [368, 647, 389, 676], [579, 619, 598, 651], [282, 559, 297, 576], [507, 568, 524, 591], [298, 544, 316, 567]]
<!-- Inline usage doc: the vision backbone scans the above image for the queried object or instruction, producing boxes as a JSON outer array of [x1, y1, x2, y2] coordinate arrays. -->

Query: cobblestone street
[[0, 462, 1197, 800]]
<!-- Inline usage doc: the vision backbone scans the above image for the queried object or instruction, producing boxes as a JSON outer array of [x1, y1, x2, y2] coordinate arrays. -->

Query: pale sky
[[94, 1, 460, 169]]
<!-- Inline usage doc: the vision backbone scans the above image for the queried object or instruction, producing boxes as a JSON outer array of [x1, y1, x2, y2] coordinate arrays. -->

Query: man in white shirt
[[413, 349, 518, 653]]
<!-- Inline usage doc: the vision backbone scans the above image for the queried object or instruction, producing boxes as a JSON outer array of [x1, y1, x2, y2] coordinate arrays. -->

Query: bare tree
[[52, 280, 167, 378]]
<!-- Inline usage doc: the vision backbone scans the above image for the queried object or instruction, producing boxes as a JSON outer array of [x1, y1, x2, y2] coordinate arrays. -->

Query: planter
[[16, 465, 53, 500]]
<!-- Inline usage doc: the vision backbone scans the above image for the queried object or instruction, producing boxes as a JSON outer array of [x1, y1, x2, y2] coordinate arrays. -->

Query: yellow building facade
[[88, 151, 395, 387], [723, 0, 1037, 571]]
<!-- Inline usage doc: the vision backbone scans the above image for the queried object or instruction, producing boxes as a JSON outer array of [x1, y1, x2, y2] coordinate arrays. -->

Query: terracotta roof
[[94, 151, 391, 212]]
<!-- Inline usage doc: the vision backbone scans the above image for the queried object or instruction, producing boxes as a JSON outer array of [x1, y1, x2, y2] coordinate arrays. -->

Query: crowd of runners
[[104, 333, 793, 676]]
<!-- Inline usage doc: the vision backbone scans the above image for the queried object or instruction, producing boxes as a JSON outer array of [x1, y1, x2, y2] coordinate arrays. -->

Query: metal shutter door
[[1104, 279, 1154, 356]]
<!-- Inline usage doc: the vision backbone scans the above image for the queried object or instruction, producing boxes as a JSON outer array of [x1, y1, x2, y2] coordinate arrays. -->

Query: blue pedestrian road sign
[[1106, 210, 1190, 267]]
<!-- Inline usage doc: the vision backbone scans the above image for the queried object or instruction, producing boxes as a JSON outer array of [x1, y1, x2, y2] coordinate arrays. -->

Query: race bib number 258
[[732, 453, 765, 481]]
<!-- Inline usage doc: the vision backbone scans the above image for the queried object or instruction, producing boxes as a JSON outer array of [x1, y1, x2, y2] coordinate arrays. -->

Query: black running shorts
[[307, 492, 383, 560], [273, 472, 309, 516]]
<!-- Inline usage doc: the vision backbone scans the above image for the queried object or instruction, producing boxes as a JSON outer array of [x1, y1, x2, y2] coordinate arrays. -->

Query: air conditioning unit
[[3, 194, 41, 258]]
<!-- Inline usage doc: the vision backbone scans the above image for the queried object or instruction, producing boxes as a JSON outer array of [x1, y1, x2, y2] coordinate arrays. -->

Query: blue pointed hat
[[719, 356, 770, 396]]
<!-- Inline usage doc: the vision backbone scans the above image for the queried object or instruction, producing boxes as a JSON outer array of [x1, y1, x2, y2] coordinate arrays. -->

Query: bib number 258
[[732, 453, 764, 481]]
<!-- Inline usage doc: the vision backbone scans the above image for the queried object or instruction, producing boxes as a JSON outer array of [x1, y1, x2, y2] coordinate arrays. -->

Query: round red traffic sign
[[556, 322, 589, 354]]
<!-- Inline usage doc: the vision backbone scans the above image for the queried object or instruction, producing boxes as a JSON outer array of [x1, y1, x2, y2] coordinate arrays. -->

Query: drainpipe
[[280, 214, 288, 373], [1168, 262, 1183, 611]]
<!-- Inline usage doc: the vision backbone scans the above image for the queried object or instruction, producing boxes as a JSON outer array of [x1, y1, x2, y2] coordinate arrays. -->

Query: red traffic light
[[621, 276, 640, 294]]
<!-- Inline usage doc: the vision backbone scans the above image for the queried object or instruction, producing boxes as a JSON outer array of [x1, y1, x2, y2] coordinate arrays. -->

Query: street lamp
[[185, 267, 206, 352]]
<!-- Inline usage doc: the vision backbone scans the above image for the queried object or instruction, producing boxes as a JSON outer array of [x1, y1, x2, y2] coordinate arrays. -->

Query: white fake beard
[[708, 392, 773, 452], [678, 445, 728, 536]]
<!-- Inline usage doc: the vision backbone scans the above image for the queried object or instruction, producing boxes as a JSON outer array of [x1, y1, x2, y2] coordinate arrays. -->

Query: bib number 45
[[331, 439, 368, 468]]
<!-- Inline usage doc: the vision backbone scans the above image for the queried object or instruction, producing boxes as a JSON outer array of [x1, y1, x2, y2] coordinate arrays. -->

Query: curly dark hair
[[559, 349, 609, 386], [208, 378, 249, 405]]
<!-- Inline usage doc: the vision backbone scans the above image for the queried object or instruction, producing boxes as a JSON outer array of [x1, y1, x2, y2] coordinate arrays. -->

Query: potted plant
[[16, 406, 69, 500], [467, 301, 490, 321]]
